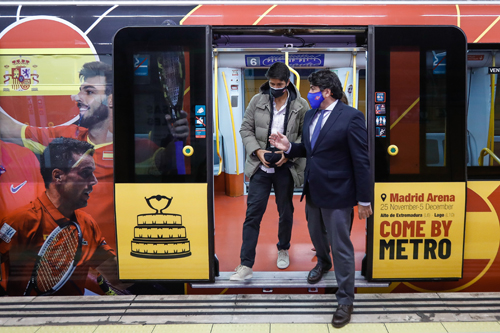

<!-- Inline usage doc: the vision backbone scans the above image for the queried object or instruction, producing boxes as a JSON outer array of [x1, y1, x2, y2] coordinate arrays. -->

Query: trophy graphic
[[130, 195, 192, 259]]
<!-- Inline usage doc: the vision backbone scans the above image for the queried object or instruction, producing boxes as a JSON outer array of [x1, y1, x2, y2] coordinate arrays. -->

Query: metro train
[[0, 2, 498, 296]]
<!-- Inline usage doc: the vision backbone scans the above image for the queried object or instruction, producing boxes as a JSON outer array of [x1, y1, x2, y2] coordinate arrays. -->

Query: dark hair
[[40, 137, 94, 189], [79, 61, 113, 96], [308, 70, 343, 100], [265, 62, 290, 82]]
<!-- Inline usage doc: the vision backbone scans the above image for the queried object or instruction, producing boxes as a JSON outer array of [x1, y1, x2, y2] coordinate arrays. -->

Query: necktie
[[310, 109, 325, 149]]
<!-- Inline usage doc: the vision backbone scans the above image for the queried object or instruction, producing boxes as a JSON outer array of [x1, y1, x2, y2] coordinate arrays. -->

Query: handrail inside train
[[478, 148, 500, 166], [352, 52, 357, 109], [214, 53, 223, 176], [284, 51, 301, 91], [221, 71, 240, 175]]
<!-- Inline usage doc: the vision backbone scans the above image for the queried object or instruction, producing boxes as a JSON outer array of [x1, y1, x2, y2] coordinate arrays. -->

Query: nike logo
[[10, 181, 27, 193]]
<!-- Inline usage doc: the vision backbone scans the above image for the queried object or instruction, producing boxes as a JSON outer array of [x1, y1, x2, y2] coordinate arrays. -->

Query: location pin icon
[[381, 193, 387, 202]]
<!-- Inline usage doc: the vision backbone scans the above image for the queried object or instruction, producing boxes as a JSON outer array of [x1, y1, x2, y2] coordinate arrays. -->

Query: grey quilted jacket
[[240, 81, 309, 187]]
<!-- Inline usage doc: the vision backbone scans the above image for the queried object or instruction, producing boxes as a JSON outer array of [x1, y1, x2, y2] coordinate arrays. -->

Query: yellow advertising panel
[[115, 183, 209, 280], [372, 182, 466, 279]]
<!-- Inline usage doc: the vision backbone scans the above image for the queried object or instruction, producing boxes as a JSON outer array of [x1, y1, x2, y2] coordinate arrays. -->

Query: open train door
[[366, 26, 468, 281], [113, 26, 215, 282]]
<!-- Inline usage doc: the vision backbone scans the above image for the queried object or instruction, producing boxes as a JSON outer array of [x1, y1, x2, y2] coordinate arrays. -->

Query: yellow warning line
[[474, 15, 500, 43], [253, 5, 277, 25], [180, 4, 202, 25], [455, 4, 461, 28], [389, 97, 420, 130], [220, 288, 228, 294], [184, 86, 190, 96]]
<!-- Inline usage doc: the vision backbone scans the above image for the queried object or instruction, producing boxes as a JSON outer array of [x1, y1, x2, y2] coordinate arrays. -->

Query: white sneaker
[[229, 265, 253, 281], [277, 249, 289, 269]]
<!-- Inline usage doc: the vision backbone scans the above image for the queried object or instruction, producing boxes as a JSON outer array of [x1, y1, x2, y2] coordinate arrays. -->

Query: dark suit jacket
[[287, 101, 372, 209]]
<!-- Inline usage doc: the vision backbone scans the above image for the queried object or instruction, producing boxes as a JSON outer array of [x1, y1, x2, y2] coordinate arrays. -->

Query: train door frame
[[210, 27, 372, 287], [113, 26, 215, 283], [365, 26, 468, 281]]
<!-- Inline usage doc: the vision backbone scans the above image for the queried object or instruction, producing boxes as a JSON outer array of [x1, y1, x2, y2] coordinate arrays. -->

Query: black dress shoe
[[307, 263, 331, 284], [332, 304, 353, 328]]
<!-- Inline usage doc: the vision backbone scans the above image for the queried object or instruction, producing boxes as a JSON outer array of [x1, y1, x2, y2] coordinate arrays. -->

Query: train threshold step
[[191, 270, 389, 289]]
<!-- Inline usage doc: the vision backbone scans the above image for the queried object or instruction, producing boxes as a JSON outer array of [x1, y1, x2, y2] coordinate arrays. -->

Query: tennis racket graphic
[[157, 50, 186, 175], [24, 221, 83, 296]]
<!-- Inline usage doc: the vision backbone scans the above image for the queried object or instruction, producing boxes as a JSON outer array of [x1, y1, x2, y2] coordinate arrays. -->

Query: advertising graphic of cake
[[130, 195, 192, 259]]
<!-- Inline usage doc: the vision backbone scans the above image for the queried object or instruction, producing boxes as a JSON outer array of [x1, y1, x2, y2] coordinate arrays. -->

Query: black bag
[[264, 147, 288, 168], [264, 151, 283, 168]]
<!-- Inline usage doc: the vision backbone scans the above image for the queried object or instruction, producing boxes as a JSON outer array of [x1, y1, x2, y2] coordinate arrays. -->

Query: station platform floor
[[0, 292, 499, 332]]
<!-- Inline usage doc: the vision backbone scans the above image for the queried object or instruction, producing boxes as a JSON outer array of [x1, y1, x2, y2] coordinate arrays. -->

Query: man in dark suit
[[270, 70, 373, 328]]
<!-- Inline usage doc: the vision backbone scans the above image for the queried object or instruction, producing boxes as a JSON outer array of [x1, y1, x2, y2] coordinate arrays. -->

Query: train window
[[114, 27, 212, 185], [371, 27, 467, 182], [424, 50, 447, 167], [466, 46, 500, 179], [133, 51, 191, 179], [466, 47, 500, 171], [384, 48, 449, 172]]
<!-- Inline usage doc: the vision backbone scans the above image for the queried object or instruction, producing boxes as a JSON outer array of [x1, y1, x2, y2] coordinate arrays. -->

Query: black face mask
[[270, 86, 287, 98]]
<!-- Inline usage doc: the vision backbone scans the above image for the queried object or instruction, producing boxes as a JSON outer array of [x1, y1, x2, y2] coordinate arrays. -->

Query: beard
[[80, 102, 109, 129]]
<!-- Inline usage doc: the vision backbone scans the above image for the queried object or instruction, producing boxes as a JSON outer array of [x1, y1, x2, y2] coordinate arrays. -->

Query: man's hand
[[269, 132, 290, 151], [358, 204, 373, 220], [255, 149, 271, 168], [165, 110, 189, 140], [275, 151, 289, 167]]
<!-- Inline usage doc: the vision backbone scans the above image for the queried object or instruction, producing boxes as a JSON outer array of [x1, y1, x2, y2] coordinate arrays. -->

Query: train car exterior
[[0, 2, 499, 296]]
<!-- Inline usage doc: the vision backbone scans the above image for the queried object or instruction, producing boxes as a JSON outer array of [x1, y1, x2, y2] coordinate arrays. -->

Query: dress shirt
[[260, 94, 289, 174], [308, 100, 338, 142]]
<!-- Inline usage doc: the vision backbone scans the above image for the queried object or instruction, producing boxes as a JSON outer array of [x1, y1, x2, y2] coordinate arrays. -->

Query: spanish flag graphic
[[0, 17, 98, 127]]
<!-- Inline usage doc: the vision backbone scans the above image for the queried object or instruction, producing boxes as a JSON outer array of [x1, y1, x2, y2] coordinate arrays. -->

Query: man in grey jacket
[[230, 62, 309, 280]]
